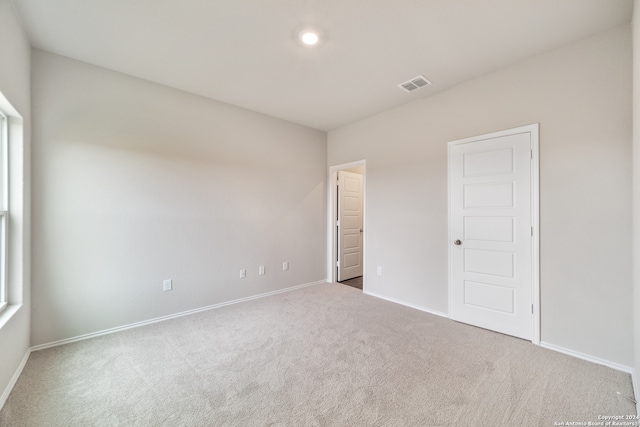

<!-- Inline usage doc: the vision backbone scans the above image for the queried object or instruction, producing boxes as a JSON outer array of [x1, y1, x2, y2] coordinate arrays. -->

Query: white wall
[[632, 0, 640, 398], [0, 0, 31, 404], [329, 25, 633, 366], [31, 50, 327, 346]]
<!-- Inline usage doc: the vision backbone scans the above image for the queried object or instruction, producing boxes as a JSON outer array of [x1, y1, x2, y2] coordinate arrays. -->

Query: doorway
[[448, 124, 539, 343], [327, 161, 366, 291]]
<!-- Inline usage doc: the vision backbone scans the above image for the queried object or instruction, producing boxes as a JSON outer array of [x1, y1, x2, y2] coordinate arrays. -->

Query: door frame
[[447, 124, 540, 344], [327, 160, 366, 288]]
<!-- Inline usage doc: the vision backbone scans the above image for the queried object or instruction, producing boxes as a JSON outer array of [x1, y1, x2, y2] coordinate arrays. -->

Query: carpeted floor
[[0, 283, 636, 426]]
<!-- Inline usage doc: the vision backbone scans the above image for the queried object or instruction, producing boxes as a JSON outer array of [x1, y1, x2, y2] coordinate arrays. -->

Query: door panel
[[464, 281, 514, 313], [464, 249, 514, 277], [463, 148, 514, 176], [463, 182, 514, 208], [450, 130, 533, 340], [464, 217, 514, 242]]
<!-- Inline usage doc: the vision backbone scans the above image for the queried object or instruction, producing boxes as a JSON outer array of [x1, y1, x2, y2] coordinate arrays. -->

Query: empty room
[[1, 0, 640, 425]]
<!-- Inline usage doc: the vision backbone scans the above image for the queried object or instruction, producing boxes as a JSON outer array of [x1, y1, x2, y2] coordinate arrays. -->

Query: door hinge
[[336, 220, 340, 227], [531, 226, 533, 236], [531, 304, 534, 314], [336, 260, 340, 267]]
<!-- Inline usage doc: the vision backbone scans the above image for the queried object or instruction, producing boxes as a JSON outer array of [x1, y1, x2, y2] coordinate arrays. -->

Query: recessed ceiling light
[[301, 32, 319, 46]]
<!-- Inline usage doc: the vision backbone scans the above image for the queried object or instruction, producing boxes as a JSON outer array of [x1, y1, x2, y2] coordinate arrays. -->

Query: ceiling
[[11, 0, 634, 131]]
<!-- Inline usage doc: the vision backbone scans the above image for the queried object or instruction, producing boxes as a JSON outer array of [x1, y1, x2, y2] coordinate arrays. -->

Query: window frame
[[0, 90, 24, 326], [0, 111, 7, 313]]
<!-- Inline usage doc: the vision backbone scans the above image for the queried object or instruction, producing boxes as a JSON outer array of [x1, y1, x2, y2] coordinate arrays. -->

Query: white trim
[[447, 124, 540, 344], [0, 348, 30, 410], [31, 280, 327, 352], [539, 341, 634, 374], [529, 125, 540, 344], [0, 112, 7, 314], [632, 369, 639, 414], [365, 290, 448, 318], [0, 211, 7, 313], [327, 160, 366, 289], [0, 303, 21, 330], [0, 91, 26, 323]]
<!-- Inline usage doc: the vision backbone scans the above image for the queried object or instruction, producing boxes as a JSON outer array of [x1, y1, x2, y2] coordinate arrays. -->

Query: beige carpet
[[0, 283, 636, 426]]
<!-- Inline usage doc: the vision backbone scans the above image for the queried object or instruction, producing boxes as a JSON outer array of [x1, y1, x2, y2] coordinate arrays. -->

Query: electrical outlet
[[259, 265, 265, 275], [282, 261, 289, 271], [163, 279, 172, 291], [376, 266, 382, 276], [240, 269, 246, 279]]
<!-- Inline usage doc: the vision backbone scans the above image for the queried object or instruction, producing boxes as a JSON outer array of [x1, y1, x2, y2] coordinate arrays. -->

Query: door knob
[[454, 240, 462, 245]]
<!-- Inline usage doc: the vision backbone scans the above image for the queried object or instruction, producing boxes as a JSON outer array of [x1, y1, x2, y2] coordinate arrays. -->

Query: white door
[[449, 126, 536, 340], [338, 170, 363, 281]]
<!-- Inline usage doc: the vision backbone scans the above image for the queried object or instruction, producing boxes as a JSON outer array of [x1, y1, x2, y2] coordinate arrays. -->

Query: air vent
[[398, 75, 432, 93]]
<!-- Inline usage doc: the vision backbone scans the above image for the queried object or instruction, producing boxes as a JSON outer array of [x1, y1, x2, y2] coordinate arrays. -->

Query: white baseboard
[[0, 349, 31, 410], [31, 280, 328, 352], [364, 290, 448, 318], [540, 341, 634, 375]]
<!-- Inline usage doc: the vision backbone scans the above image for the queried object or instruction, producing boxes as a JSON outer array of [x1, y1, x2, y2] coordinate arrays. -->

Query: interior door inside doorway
[[337, 169, 363, 283], [449, 125, 538, 341]]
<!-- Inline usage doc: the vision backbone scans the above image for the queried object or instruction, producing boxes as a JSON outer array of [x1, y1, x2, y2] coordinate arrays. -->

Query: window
[[0, 91, 24, 322], [0, 111, 6, 313]]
